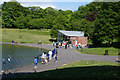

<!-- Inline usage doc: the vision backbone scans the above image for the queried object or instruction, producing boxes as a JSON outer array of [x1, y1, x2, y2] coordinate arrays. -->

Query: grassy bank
[[6, 60, 119, 79], [77, 47, 118, 56], [2, 28, 52, 44]]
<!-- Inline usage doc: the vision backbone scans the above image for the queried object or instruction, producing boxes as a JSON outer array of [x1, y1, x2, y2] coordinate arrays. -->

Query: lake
[[2, 44, 48, 70]]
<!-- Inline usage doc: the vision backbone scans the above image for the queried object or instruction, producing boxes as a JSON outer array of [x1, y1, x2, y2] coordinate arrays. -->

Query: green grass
[[6, 60, 120, 79], [59, 60, 119, 68], [77, 47, 118, 56], [2, 28, 52, 44]]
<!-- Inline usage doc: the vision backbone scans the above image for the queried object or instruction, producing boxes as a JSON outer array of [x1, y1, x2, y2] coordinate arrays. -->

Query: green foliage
[[2, 2, 26, 28], [1, 1, 120, 45], [50, 26, 59, 38], [50, 14, 70, 38], [0, 9, 1, 28], [28, 18, 46, 29], [77, 2, 120, 45], [93, 2, 120, 45]]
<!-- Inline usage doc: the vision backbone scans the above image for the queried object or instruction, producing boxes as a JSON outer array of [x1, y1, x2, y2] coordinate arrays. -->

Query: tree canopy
[[1, 1, 120, 45]]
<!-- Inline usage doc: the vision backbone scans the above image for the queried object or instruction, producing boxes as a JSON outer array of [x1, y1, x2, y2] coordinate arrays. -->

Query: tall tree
[[92, 2, 120, 45], [2, 1, 26, 28]]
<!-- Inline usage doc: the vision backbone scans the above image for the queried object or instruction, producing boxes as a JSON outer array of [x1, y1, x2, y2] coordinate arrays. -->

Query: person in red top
[[76, 44, 78, 49]]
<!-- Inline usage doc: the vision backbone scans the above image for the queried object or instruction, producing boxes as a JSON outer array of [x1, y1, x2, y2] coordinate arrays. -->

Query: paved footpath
[[1, 42, 119, 77]]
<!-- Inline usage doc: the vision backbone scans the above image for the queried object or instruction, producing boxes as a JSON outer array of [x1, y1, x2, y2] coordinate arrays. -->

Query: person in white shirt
[[48, 50, 53, 61], [41, 52, 45, 64], [82, 44, 84, 48], [78, 43, 81, 49], [41, 52, 47, 64]]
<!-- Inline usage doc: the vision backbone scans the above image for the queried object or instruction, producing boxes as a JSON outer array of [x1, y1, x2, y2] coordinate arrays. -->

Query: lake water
[[2, 44, 48, 70]]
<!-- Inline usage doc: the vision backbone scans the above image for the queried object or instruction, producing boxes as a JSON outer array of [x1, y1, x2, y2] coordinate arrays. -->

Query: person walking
[[59, 42, 61, 48], [41, 52, 45, 64], [44, 52, 48, 64], [65, 42, 67, 49], [34, 57, 37, 70], [48, 50, 53, 61], [78, 43, 81, 49], [54, 49, 58, 62], [81, 46, 83, 52], [53, 41, 55, 47], [41, 52, 47, 64], [76, 44, 78, 49]]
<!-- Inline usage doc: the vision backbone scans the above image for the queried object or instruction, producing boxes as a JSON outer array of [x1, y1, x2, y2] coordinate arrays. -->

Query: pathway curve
[[1, 42, 118, 76]]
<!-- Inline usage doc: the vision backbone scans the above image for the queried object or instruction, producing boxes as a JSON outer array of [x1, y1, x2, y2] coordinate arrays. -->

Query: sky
[[20, 2, 91, 11], [0, 0, 95, 11], [1, 0, 119, 11]]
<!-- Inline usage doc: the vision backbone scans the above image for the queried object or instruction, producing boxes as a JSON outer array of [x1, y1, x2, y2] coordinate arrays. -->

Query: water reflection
[[2, 44, 47, 70]]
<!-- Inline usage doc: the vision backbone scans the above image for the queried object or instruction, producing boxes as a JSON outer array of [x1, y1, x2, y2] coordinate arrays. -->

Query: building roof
[[58, 30, 84, 37]]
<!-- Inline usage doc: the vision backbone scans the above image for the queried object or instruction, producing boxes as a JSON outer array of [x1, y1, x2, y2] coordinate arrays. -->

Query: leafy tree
[[50, 14, 68, 38], [44, 14, 54, 29], [50, 23, 63, 38], [91, 2, 120, 45], [53, 14, 68, 29], [28, 18, 46, 29], [14, 15, 31, 29], [2, 1, 26, 28]]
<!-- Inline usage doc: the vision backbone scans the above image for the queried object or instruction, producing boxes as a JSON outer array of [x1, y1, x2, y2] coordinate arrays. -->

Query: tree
[[14, 15, 31, 28], [2, 1, 26, 28], [50, 23, 62, 38], [53, 14, 68, 29], [92, 2, 120, 45]]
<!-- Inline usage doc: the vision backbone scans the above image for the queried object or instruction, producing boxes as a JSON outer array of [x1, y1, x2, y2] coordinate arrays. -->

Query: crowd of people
[[52, 41, 85, 50], [34, 48, 58, 70]]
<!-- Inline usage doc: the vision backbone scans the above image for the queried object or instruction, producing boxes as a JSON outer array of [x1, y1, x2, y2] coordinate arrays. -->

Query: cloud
[[0, 0, 94, 5], [0, 0, 52, 3], [1, 0, 119, 3], [19, 0, 93, 2], [1, 0, 94, 3], [31, 4, 56, 9], [19, 0, 119, 2], [36, 4, 56, 9], [21, 3, 56, 9]]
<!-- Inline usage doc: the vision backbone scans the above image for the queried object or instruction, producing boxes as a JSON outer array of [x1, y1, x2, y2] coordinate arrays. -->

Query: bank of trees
[[1, 1, 120, 45]]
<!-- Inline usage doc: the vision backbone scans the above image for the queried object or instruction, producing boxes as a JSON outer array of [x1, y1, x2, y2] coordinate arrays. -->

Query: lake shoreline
[[1, 42, 51, 74], [0, 42, 50, 50], [1, 42, 118, 78]]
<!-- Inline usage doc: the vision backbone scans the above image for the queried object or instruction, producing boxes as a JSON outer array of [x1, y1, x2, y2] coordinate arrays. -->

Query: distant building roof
[[58, 30, 84, 37]]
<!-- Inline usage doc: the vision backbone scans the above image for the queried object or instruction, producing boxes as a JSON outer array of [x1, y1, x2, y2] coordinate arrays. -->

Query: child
[[44, 52, 48, 64], [34, 57, 37, 70], [54, 52, 58, 62], [41, 52, 45, 64], [41, 52, 47, 64]]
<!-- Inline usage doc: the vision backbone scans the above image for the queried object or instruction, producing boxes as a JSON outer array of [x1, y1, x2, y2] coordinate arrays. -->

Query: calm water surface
[[2, 44, 47, 70]]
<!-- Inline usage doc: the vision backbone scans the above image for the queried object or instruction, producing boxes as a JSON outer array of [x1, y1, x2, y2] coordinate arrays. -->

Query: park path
[[1, 42, 118, 75]]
